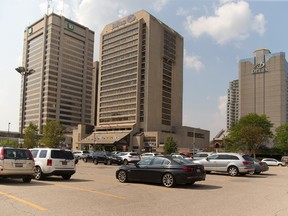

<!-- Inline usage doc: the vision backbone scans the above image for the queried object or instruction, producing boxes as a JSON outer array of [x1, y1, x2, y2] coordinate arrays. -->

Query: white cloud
[[176, 7, 188, 16], [184, 50, 204, 71], [153, 0, 169, 12], [186, 1, 266, 44]]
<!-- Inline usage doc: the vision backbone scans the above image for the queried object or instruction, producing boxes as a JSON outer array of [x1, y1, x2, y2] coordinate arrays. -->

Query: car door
[[201, 154, 219, 171], [127, 157, 154, 182]]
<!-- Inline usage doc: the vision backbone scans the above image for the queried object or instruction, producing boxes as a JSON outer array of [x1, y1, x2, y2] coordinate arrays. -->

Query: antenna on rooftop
[[47, 0, 52, 14]]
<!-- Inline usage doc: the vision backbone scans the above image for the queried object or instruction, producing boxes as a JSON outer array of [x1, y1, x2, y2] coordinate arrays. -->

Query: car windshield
[[171, 157, 193, 165]]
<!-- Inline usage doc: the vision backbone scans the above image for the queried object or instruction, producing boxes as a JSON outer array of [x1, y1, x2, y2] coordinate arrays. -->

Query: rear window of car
[[242, 155, 254, 161], [171, 157, 193, 165], [130, 153, 139, 156], [51, 150, 74, 159], [4, 149, 33, 160]]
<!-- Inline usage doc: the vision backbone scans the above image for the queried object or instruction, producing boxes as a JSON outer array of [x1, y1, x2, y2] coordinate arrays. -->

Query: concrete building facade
[[77, 10, 210, 153], [239, 48, 288, 131], [19, 13, 94, 133]]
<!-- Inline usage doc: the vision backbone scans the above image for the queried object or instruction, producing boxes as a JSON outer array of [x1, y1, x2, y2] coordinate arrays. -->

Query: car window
[[130, 153, 139, 156], [242, 155, 254, 161], [138, 157, 153, 165], [51, 150, 74, 159], [39, 150, 47, 158], [4, 149, 32, 160], [31, 150, 39, 158], [208, 154, 219, 160], [152, 157, 166, 165], [171, 157, 193, 165]]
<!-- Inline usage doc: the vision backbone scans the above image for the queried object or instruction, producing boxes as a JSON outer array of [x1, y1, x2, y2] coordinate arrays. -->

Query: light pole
[[7, 122, 11, 145], [15, 66, 35, 140]]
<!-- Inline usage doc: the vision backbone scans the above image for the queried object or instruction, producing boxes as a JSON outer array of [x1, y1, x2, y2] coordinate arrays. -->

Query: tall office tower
[[227, 79, 239, 128], [19, 13, 94, 133], [91, 10, 184, 150], [239, 48, 288, 130]]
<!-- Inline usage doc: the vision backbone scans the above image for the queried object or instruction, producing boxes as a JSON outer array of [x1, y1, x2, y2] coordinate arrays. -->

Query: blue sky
[[0, 0, 288, 138]]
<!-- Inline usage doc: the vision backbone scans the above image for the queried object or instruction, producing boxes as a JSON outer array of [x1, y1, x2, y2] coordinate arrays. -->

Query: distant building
[[75, 10, 210, 152], [19, 13, 94, 134], [239, 49, 288, 131], [227, 79, 239, 128]]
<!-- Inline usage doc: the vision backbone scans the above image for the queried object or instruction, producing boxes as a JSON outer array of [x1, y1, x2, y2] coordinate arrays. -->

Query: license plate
[[15, 163, 23, 167], [196, 169, 201, 173], [62, 161, 67, 165]]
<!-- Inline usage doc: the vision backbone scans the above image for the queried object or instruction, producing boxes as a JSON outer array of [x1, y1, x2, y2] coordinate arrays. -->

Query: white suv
[[30, 148, 76, 180], [0, 147, 35, 183], [117, 152, 141, 165]]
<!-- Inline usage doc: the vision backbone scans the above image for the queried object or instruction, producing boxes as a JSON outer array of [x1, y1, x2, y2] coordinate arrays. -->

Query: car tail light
[[28, 150, 34, 162], [183, 166, 193, 172], [243, 161, 251, 165], [47, 159, 52, 166], [259, 162, 266, 166], [0, 148, 4, 160]]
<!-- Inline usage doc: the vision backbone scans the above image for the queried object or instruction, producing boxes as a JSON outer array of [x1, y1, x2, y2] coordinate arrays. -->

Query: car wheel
[[23, 176, 32, 183], [83, 158, 87, 163], [62, 175, 72, 180], [254, 171, 261, 175], [93, 159, 98, 165], [33, 166, 43, 180], [118, 170, 128, 183], [162, 173, 175, 188], [123, 159, 128, 165], [228, 166, 239, 176]]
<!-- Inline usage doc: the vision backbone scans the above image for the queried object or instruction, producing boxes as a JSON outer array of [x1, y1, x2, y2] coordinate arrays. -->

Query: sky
[[1, 0, 288, 139]]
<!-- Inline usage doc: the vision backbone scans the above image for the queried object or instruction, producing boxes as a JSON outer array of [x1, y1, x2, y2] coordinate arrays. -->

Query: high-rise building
[[227, 79, 239, 128], [19, 13, 94, 132], [239, 48, 288, 130], [78, 10, 209, 152]]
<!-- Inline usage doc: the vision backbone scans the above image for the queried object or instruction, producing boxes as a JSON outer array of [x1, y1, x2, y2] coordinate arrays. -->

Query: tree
[[224, 113, 273, 157], [40, 120, 65, 148], [24, 122, 39, 148], [163, 136, 178, 155], [274, 124, 288, 155]]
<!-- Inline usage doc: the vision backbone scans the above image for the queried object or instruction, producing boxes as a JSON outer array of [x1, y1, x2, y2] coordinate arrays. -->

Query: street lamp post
[[15, 66, 35, 140], [7, 122, 11, 145]]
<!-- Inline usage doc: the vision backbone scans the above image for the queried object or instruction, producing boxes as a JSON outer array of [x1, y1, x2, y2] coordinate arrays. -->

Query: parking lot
[[1, 161, 288, 216]]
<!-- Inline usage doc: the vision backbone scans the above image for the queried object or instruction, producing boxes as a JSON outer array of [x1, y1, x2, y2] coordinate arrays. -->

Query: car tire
[[93, 159, 98, 165], [123, 159, 128, 165], [228, 166, 239, 176], [118, 170, 128, 183], [23, 176, 32, 183], [62, 175, 72, 180], [83, 158, 87, 163], [254, 171, 261, 175], [162, 173, 175, 188], [33, 166, 43, 180]]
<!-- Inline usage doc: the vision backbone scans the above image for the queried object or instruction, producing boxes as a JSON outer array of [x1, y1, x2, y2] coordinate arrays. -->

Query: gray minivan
[[0, 147, 35, 182]]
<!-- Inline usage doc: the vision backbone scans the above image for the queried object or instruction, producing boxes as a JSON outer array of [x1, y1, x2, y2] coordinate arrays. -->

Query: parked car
[[171, 154, 193, 162], [192, 152, 214, 160], [83, 151, 122, 165], [30, 148, 76, 180], [116, 156, 206, 187], [73, 150, 90, 160], [281, 156, 288, 166], [117, 152, 141, 165], [0, 147, 34, 183], [250, 158, 269, 174], [261, 158, 286, 166], [140, 152, 163, 158], [194, 153, 255, 176]]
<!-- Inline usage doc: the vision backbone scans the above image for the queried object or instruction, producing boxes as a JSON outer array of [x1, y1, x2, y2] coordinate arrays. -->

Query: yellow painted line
[[55, 184, 126, 200], [0, 191, 47, 211]]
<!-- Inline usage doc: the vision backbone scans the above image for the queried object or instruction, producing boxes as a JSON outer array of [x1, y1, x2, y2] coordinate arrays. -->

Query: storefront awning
[[79, 131, 130, 145]]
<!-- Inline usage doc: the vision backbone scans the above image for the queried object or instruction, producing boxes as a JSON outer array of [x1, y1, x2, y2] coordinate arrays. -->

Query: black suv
[[83, 151, 122, 165]]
